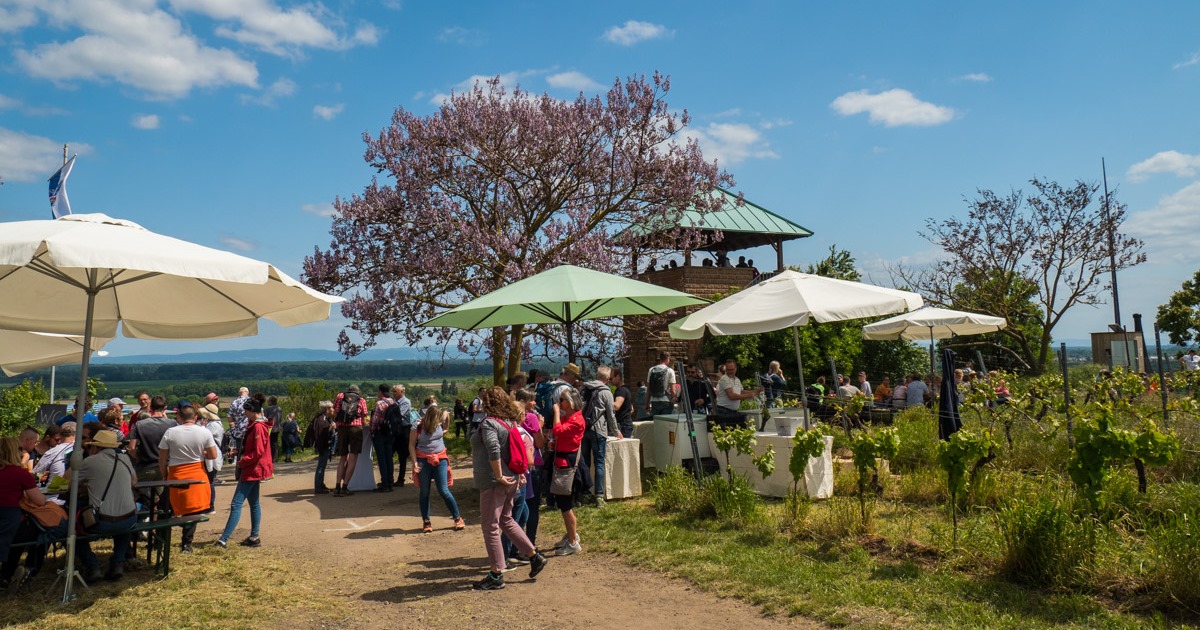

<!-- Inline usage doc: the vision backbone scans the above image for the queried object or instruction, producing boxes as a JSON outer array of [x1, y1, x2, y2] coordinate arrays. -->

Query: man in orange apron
[[158, 403, 219, 553]]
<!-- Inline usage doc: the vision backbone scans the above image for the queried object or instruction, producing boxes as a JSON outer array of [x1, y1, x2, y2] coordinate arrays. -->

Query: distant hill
[[90, 347, 439, 364]]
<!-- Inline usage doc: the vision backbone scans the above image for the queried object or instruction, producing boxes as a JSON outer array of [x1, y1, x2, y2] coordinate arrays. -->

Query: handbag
[[550, 451, 579, 496], [19, 497, 68, 529]]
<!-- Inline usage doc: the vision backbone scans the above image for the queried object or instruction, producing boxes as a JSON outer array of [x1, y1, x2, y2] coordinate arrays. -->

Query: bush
[[652, 466, 700, 515], [890, 408, 938, 472], [996, 487, 1093, 587], [698, 471, 764, 524], [895, 467, 948, 506], [1148, 497, 1200, 610]]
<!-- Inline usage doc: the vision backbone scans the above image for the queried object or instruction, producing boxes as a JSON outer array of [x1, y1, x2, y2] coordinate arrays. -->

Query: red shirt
[[552, 410, 585, 453], [238, 421, 274, 482], [0, 464, 36, 508]]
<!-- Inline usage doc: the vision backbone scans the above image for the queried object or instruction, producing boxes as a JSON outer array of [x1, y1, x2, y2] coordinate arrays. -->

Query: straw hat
[[84, 430, 121, 449], [198, 403, 221, 421], [561, 363, 581, 378]]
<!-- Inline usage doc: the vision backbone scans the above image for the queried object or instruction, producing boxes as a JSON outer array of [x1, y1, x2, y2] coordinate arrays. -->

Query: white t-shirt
[[715, 374, 742, 411], [647, 364, 677, 402], [159, 423, 217, 467], [471, 397, 486, 424], [1183, 354, 1200, 371]]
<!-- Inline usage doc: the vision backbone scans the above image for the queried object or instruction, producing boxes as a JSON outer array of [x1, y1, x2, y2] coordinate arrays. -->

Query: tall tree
[[899, 178, 1145, 374], [303, 74, 731, 383], [1156, 269, 1200, 346]]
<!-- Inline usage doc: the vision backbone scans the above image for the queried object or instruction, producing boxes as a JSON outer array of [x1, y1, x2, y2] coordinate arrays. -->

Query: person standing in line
[[549, 386, 585, 556], [280, 412, 301, 463], [471, 387, 549, 591], [579, 366, 619, 507], [308, 401, 335, 494], [216, 397, 272, 548], [264, 396, 283, 463], [610, 369, 634, 440], [158, 403, 219, 553], [198, 402, 225, 511], [469, 388, 486, 437], [409, 404, 464, 533], [332, 385, 368, 497], [514, 389, 545, 546], [390, 385, 413, 488], [452, 398, 467, 439], [227, 387, 250, 467], [370, 384, 396, 493], [645, 351, 678, 417]]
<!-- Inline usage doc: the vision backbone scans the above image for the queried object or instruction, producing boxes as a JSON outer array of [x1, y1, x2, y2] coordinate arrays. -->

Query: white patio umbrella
[[861, 305, 1007, 378], [0, 331, 113, 377], [669, 270, 924, 422], [0, 213, 343, 601]]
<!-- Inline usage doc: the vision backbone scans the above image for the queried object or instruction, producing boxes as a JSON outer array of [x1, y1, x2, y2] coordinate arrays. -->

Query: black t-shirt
[[130, 416, 175, 469], [614, 385, 633, 424]]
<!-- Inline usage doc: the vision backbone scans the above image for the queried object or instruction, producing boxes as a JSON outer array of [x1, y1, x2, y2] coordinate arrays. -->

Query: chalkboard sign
[[37, 404, 69, 427]]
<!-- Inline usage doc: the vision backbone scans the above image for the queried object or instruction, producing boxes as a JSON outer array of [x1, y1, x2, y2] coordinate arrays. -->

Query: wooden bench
[[11, 514, 208, 577]]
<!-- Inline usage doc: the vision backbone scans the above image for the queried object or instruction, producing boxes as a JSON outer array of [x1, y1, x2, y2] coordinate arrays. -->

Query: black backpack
[[384, 401, 406, 435], [335, 392, 361, 424], [648, 365, 669, 398]]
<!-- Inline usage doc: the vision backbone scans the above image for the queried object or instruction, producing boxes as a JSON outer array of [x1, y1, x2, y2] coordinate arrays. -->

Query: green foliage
[[1068, 407, 1180, 511], [699, 471, 765, 524], [1156, 267, 1200, 346], [997, 486, 1094, 587], [937, 428, 996, 544], [652, 466, 701, 515], [849, 427, 899, 526], [0, 379, 48, 436], [752, 444, 776, 479], [889, 407, 939, 472], [789, 428, 826, 489], [1148, 496, 1200, 609], [710, 424, 756, 482], [284, 381, 339, 435]]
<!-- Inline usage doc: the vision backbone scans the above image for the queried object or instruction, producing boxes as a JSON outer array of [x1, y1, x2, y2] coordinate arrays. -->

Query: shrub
[[1148, 497, 1200, 610], [996, 487, 1093, 587], [652, 466, 700, 515], [698, 470, 764, 524], [890, 408, 938, 472], [895, 468, 949, 506]]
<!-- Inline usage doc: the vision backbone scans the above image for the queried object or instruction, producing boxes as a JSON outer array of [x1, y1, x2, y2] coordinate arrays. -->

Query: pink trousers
[[479, 484, 535, 571]]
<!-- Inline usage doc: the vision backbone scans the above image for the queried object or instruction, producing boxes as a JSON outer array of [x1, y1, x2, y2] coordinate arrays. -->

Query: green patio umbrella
[[420, 264, 707, 363]]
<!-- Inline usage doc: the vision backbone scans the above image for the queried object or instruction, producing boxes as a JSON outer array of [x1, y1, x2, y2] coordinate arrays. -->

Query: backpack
[[492, 417, 529, 475], [535, 380, 562, 421], [335, 392, 361, 424], [580, 382, 603, 431], [648, 365, 669, 398], [384, 400, 407, 435]]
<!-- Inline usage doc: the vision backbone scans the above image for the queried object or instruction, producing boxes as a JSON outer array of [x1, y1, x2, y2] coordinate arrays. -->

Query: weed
[[996, 486, 1094, 587]]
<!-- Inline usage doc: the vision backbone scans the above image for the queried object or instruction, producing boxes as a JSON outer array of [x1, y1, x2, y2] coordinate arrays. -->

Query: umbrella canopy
[[861, 306, 1006, 341], [0, 213, 342, 602], [0, 214, 338, 340], [669, 270, 924, 339], [420, 264, 707, 363], [0, 331, 113, 377], [668, 271, 923, 430]]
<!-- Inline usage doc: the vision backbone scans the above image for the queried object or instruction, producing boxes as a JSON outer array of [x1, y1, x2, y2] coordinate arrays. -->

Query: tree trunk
[[507, 324, 524, 381], [491, 327, 506, 386]]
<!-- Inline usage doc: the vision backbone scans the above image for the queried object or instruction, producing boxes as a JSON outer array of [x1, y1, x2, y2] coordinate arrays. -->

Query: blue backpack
[[535, 380, 562, 421]]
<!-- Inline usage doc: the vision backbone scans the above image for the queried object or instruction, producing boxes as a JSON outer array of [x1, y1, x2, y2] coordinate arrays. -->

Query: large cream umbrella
[[861, 305, 1007, 379], [0, 331, 113, 377], [669, 270, 924, 421], [0, 213, 343, 601]]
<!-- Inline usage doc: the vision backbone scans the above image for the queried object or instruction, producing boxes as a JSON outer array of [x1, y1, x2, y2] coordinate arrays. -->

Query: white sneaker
[[551, 534, 571, 549], [556, 538, 581, 556]]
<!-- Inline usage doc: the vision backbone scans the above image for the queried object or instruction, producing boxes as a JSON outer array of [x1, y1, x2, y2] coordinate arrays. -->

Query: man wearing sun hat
[[198, 401, 225, 509], [76, 429, 137, 581]]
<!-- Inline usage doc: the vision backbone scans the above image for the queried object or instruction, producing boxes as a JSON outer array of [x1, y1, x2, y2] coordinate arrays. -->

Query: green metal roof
[[626, 188, 814, 252]]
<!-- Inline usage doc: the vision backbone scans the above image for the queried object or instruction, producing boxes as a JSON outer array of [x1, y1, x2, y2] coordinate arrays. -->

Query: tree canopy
[[1156, 269, 1200, 347], [303, 73, 731, 383], [899, 178, 1145, 374]]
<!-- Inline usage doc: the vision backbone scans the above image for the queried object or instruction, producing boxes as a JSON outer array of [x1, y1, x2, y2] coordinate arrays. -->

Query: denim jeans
[[524, 471, 541, 544], [417, 458, 460, 520], [503, 489, 529, 559], [220, 480, 262, 542], [581, 429, 607, 498], [373, 434, 395, 488], [619, 420, 634, 440], [650, 401, 676, 416], [314, 448, 331, 489], [77, 513, 136, 572]]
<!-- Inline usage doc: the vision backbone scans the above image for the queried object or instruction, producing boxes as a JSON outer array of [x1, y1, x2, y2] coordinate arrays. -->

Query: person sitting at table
[[158, 403, 219, 554], [75, 430, 137, 582], [873, 377, 892, 407], [713, 359, 763, 430], [891, 376, 909, 409], [836, 376, 861, 398], [0, 436, 48, 590], [33, 422, 75, 506], [17, 428, 39, 472], [906, 374, 930, 408]]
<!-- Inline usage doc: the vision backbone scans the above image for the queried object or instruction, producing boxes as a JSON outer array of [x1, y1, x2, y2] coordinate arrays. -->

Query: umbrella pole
[[62, 285, 96, 603], [791, 327, 810, 430], [928, 326, 935, 381], [564, 304, 575, 365]]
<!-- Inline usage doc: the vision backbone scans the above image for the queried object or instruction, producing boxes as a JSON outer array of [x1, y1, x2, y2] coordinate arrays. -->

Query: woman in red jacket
[[216, 397, 273, 548], [550, 386, 585, 556]]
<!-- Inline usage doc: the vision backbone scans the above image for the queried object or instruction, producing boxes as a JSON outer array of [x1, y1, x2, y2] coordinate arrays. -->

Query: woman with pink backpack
[[470, 386, 549, 590]]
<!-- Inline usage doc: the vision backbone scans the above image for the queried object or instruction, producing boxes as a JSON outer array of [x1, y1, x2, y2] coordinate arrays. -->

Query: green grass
[[576, 495, 1190, 629]]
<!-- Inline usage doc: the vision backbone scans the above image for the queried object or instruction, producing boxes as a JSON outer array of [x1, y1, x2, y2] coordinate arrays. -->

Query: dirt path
[[193, 457, 815, 630]]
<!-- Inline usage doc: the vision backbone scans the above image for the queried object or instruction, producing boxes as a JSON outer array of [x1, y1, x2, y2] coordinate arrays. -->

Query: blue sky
[[1, 1, 1199, 358]]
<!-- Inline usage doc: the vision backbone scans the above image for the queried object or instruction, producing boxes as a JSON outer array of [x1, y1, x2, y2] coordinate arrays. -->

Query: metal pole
[[791, 326, 809, 430], [928, 326, 936, 381], [974, 349, 988, 377], [675, 360, 704, 483], [1154, 323, 1170, 429], [1102, 158, 1121, 328], [50, 366, 56, 403], [564, 304, 574, 365], [1059, 342, 1073, 450], [62, 279, 96, 602]]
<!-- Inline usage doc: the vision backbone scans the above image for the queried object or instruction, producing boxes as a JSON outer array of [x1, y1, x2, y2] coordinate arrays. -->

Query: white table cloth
[[632, 421, 656, 468], [706, 433, 833, 499], [347, 435, 378, 492], [603, 438, 642, 500]]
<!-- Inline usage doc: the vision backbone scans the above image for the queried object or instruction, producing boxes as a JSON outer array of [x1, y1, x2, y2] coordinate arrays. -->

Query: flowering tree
[[303, 73, 731, 383]]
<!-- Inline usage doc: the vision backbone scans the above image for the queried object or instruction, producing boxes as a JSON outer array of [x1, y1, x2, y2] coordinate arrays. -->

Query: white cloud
[[830, 88, 957, 127], [169, 0, 379, 56], [0, 95, 20, 110], [219, 233, 256, 252], [240, 77, 297, 106], [301, 202, 336, 217], [546, 71, 603, 92], [131, 114, 160, 129], [1126, 181, 1200, 262], [603, 20, 672, 46], [437, 26, 485, 46], [959, 72, 993, 82], [0, 127, 92, 182], [681, 122, 778, 166], [13, 1, 259, 99], [313, 103, 344, 120], [0, 3, 38, 32], [1126, 150, 1200, 182], [1174, 52, 1200, 70]]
